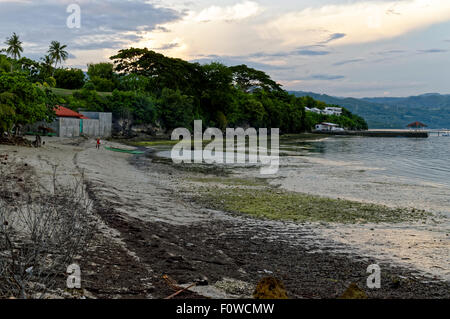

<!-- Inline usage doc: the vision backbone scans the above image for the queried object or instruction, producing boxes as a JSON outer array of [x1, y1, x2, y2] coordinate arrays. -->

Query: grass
[[51, 88, 112, 97], [190, 180, 431, 224]]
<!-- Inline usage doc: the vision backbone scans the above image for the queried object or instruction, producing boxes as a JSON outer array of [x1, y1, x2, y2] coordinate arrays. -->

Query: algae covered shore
[[189, 177, 430, 224]]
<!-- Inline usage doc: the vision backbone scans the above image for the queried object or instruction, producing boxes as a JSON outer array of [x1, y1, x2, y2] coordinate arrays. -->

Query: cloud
[[309, 74, 345, 81], [154, 43, 180, 50], [266, 0, 450, 48], [417, 49, 448, 54], [333, 58, 364, 66], [192, 1, 262, 22], [294, 50, 331, 56], [0, 0, 182, 65], [322, 33, 346, 44]]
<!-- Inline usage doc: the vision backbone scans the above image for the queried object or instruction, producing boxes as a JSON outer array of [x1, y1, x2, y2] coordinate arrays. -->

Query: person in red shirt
[[96, 138, 101, 150]]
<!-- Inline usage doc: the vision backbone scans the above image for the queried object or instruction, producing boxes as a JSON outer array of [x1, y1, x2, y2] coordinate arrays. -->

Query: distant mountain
[[290, 91, 450, 129]]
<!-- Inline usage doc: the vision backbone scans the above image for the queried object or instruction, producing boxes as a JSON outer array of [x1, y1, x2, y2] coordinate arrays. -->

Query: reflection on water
[[283, 136, 450, 188]]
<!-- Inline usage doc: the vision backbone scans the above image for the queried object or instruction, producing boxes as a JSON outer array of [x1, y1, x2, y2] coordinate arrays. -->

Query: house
[[323, 107, 343, 116], [305, 106, 342, 116], [309, 108, 322, 114], [314, 122, 344, 132], [34, 106, 112, 138]]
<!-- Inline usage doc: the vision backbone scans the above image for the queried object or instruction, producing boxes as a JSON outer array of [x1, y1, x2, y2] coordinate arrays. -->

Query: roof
[[54, 105, 89, 119], [407, 121, 428, 128], [320, 122, 339, 126]]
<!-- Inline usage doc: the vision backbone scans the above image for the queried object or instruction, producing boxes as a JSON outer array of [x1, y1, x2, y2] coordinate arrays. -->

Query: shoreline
[[0, 137, 449, 298]]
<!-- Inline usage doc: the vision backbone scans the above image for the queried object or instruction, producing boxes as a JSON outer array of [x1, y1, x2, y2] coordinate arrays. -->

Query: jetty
[[314, 121, 432, 138], [314, 130, 429, 138]]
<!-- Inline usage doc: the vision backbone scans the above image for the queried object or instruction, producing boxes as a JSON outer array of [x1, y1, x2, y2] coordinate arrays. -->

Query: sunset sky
[[1, 0, 450, 97]]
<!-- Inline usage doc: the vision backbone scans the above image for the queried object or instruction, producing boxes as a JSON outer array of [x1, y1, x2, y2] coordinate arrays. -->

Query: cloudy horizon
[[1, 0, 449, 98]]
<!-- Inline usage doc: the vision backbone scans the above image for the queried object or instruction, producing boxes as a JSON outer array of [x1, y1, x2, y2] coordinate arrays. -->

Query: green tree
[[108, 90, 156, 125], [0, 55, 12, 73], [230, 65, 282, 92], [110, 48, 204, 96], [89, 76, 115, 92], [157, 88, 194, 131], [0, 73, 55, 134], [4, 33, 23, 60], [200, 62, 233, 124], [48, 41, 68, 69], [117, 74, 151, 92], [40, 55, 55, 80], [54, 68, 85, 89], [87, 62, 114, 80], [0, 92, 16, 134]]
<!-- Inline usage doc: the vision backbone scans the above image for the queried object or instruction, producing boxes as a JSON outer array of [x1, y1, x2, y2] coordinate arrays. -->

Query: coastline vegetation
[[1, 33, 368, 137]]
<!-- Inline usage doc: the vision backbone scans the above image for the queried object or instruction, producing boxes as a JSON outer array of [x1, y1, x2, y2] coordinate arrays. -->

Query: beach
[[0, 136, 448, 299]]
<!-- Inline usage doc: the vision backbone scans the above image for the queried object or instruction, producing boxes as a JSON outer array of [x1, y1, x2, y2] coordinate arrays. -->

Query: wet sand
[[0, 137, 448, 298]]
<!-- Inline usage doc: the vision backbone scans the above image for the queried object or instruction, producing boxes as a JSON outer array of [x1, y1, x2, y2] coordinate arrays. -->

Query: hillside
[[291, 91, 450, 129]]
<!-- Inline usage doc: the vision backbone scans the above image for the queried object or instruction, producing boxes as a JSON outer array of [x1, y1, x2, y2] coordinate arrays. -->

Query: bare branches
[[0, 163, 95, 299]]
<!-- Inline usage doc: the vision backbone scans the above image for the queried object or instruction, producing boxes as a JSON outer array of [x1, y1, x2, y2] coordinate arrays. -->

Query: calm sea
[[302, 136, 450, 188]]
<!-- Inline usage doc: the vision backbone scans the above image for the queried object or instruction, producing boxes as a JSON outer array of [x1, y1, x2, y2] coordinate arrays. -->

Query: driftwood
[[32, 135, 42, 148], [162, 274, 197, 299]]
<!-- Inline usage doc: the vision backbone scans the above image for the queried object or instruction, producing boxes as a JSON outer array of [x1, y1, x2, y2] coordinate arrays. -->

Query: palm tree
[[4, 33, 23, 72], [40, 55, 55, 78], [4, 33, 23, 60], [48, 41, 68, 69]]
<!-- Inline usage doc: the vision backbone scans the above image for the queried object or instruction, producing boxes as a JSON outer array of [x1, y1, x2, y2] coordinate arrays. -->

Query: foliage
[[87, 62, 114, 80], [54, 68, 85, 90], [229, 64, 282, 92], [48, 41, 68, 69], [0, 73, 55, 133], [0, 55, 12, 73], [157, 88, 194, 131], [4, 33, 23, 61], [0, 39, 368, 135], [87, 63, 116, 91], [108, 90, 156, 125]]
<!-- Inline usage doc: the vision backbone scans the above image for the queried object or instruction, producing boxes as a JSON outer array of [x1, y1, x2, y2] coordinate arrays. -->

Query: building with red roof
[[54, 105, 90, 119], [28, 106, 111, 138]]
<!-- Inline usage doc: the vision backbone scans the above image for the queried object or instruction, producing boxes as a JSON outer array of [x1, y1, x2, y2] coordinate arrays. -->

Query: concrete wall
[[59, 118, 80, 138], [30, 113, 112, 138], [80, 112, 112, 138], [82, 119, 100, 137]]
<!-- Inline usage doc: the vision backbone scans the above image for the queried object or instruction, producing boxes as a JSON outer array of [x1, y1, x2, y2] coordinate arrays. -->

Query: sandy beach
[[0, 136, 448, 299]]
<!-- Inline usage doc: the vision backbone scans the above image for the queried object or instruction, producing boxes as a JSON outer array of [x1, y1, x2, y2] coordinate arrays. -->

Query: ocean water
[[277, 135, 450, 216], [301, 136, 450, 188]]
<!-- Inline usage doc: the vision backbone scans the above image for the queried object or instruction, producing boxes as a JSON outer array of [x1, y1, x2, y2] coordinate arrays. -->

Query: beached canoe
[[104, 146, 145, 155]]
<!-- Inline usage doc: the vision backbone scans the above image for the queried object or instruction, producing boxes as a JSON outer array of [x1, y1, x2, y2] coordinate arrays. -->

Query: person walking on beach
[[96, 138, 101, 150]]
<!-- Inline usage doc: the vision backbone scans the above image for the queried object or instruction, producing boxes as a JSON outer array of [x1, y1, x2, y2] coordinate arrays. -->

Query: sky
[[1, 0, 450, 97]]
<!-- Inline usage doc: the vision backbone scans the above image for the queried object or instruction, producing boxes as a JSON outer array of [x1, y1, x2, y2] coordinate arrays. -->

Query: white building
[[309, 108, 322, 114], [323, 107, 343, 116], [306, 106, 343, 116], [314, 122, 344, 132]]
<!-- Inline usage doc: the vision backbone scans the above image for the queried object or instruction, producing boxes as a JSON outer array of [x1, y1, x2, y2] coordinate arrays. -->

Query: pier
[[429, 130, 450, 137], [314, 130, 430, 138]]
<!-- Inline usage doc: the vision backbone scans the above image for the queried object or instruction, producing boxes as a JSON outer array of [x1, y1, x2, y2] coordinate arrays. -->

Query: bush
[[90, 76, 114, 92], [54, 68, 85, 90], [0, 166, 94, 299]]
